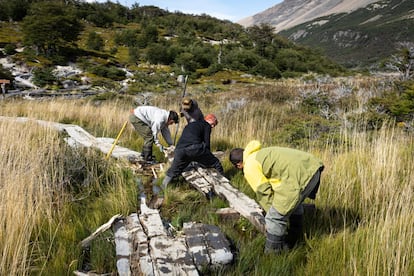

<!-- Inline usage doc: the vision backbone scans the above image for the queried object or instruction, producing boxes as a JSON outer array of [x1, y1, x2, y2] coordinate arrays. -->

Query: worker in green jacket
[[229, 140, 324, 254]]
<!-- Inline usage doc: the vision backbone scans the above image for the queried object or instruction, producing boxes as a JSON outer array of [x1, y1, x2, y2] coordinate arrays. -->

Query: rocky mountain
[[239, 0, 414, 68], [238, 0, 378, 31]]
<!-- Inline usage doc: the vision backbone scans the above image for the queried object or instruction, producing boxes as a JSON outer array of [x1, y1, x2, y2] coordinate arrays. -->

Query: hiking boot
[[264, 232, 289, 254], [148, 195, 164, 209]]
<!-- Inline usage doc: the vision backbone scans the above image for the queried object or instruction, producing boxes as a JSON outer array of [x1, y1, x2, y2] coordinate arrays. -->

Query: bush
[[87, 32, 104, 51], [33, 67, 57, 87], [4, 44, 16, 55]]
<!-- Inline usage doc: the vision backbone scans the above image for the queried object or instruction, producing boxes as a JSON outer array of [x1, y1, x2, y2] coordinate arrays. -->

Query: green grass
[[1, 76, 413, 275]]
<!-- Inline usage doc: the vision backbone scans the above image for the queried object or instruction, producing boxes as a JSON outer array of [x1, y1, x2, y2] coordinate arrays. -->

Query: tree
[[22, 2, 83, 56], [246, 24, 276, 58], [387, 42, 414, 81], [87, 31, 104, 51], [0, 0, 30, 21]]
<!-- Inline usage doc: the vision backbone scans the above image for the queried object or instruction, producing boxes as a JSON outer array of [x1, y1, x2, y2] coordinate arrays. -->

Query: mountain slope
[[239, 0, 414, 68], [238, 0, 378, 31], [279, 0, 414, 67]]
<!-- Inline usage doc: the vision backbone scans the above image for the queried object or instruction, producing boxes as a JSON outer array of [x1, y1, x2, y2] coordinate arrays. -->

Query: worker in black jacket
[[181, 97, 204, 123], [153, 114, 223, 208]]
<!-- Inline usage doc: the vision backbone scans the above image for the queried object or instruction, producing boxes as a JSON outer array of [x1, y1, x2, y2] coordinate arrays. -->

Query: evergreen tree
[[22, 1, 83, 56]]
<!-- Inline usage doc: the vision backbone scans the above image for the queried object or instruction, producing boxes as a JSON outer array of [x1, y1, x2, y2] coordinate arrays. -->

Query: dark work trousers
[[166, 144, 224, 178], [265, 167, 323, 237], [129, 114, 154, 155]]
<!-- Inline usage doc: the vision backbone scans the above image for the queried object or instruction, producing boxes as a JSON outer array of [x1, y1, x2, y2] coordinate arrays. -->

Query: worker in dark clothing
[[181, 97, 204, 123], [152, 114, 223, 208]]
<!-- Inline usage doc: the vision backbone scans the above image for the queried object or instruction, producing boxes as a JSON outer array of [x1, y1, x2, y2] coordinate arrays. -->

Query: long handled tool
[[105, 120, 128, 160], [173, 75, 188, 145]]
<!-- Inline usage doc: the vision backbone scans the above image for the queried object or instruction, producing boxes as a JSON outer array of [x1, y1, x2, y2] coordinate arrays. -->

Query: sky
[[86, 0, 283, 22]]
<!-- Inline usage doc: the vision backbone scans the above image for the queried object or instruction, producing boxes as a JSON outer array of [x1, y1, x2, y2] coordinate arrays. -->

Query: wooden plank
[[0, 79, 10, 84], [139, 203, 199, 275], [149, 236, 199, 276], [139, 204, 168, 238], [80, 214, 122, 247], [113, 219, 131, 276], [183, 222, 233, 269], [202, 224, 233, 266], [181, 163, 214, 195], [182, 222, 210, 269], [182, 165, 266, 234], [126, 213, 154, 276]]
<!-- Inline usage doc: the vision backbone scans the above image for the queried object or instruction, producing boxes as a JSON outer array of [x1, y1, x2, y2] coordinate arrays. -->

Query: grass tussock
[[0, 77, 413, 275]]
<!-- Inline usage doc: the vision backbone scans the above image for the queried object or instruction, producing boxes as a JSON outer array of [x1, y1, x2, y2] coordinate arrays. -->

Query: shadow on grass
[[305, 205, 361, 238]]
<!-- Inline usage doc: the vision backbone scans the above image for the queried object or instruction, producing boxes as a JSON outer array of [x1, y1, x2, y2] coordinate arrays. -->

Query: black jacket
[[176, 120, 211, 150]]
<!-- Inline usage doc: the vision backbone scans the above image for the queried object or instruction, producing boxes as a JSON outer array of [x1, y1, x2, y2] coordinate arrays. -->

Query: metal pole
[[105, 120, 128, 160], [173, 75, 188, 145]]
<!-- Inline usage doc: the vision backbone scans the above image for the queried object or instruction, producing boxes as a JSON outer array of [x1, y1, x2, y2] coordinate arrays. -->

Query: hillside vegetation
[[280, 0, 414, 68], [1, 0, 414, 275], [1, 74, 414, 274], [0, 0, 345, 93]]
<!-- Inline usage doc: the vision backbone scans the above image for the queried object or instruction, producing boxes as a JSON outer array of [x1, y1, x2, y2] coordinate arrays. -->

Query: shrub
[[33, 67, 57, 87]]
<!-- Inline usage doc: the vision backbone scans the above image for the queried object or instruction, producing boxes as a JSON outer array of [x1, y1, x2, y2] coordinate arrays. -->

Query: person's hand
[[164, 145, 175, 158], [165, 145, 175, 153]]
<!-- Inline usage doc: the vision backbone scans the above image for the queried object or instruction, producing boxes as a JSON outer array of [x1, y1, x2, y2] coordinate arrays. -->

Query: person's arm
[[180, 109, 195, 123], [203, 123, 211, 150], [244, 160, 274, 212], [160, 126, 173, 146], [151, 121, 161, 145]]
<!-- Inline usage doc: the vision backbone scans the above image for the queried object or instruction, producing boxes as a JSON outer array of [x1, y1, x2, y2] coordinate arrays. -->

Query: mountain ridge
[[238, 0, 378, 31]]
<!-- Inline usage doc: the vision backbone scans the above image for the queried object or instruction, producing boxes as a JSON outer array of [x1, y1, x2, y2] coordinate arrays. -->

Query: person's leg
[[151, 149, 191, 209], [194, 150, 224, 175], [264, 207, 289, 254], [301, 168, 322, 201], [284, 168, 322, 248], [287, 204, 304, 248], [129, 115, 154, 160]]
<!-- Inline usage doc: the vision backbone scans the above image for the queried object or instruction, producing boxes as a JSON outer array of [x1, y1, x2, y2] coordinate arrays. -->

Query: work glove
[[165, 145, 175, 154]]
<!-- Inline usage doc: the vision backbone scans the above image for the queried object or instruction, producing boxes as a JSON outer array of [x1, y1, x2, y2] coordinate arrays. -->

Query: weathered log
[[182, 165, 266, 234], [183, 222, 233, 270], [139, 203, 199, 276], [113, 219, 131, 276], [80, 214, 122, 248], [149, 235, 199, 276], [215, 207, 241, 220], [0, 116, 142, 160], [126, 213, 154, 276]]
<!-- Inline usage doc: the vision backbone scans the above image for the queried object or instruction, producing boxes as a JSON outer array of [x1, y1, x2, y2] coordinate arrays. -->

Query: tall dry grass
[[0, 120, 66, 275], [309, 122, 414, 275], [0, 76, 412, 274]]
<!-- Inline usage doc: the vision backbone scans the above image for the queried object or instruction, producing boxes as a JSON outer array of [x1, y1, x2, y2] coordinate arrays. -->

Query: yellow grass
[[0, 121, 65, 275], [0, 76, 413, 274]]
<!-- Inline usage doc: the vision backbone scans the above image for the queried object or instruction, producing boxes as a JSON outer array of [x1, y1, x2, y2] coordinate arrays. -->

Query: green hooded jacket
[[243, 140, 324, 215]]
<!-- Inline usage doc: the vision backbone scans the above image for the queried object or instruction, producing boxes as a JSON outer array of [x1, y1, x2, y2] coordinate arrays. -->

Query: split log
[[139, 203, 199, 275], [113, 219, 131, 276], [182, 165, 266, 234], [126, 213, 154, 276], [149, 236, 198, 276], [183, 222, 233, 270], [0, 116, 142, 160]]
